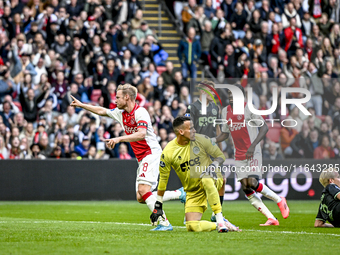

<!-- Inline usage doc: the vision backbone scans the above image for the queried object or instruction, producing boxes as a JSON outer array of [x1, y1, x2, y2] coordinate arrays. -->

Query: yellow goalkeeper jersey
[[158, 134, 225, 192]]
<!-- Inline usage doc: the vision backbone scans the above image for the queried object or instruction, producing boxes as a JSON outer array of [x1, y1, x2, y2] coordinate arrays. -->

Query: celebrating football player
[[70, 84, 186, 231]]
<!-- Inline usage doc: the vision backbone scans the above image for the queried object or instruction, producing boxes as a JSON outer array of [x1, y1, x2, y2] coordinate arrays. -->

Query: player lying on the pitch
[[315, 168, 340, 228], [150, 116, 240, 232]]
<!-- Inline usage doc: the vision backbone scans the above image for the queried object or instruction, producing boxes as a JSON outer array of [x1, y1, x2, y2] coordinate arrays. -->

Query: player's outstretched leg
[[201, 178, 240, 231], [241, 178, 279, 226], [246, 191, 279, 226], [152, 187, 186, 203], [254, 182, 290, 219], [248, 178, 289, 219]]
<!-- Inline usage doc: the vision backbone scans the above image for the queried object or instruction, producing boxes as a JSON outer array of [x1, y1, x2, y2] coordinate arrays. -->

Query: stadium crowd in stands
[[0, 0, 339, 160]]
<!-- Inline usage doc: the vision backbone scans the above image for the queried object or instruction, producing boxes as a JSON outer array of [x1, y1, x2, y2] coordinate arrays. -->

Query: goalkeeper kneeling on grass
[[315, 168, 340, 228], [150, 116, 241, 232]]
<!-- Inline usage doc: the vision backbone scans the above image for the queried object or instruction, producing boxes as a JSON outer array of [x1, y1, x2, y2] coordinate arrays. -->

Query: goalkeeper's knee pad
[[186, 221, 201, 232]]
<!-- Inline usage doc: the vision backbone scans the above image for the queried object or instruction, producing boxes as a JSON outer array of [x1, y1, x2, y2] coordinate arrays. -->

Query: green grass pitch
[[0, 201, 339, 255]]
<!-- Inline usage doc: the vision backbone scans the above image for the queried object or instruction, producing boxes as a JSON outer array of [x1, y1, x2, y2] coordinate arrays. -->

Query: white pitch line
[[245, 229, 340, 237], [0, 219, 340, 237]]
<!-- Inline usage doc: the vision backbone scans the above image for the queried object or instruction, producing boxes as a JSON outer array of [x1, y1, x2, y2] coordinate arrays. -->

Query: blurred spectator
[[49, 145, 65, 159], [8, 136, 24, 159], [161, 61, 176, 87], [135, 21, 154, 42], [280, 119, 299, 156], [287, 107, 303, 132], [230, 2, 247, 39], [127, 35, 142, 56], [119, 143, 132, 159], [69, 37, 90, 77], [222, 44, 236, 78], [170, 99, 186, 118], [137, 76, 153, 101], [263, 142, 283, 160], [173, 71, 188, 94], [302, 13, 314, 39], [137, 42, 154, 73], [179, 86, 191, 106], [162, 85, 177, 107], [200, 20, 214, 64], [212, 8, 227, 33], [210, 28, 229, 76], [249, 9, 262, 34], [282, 2, 302, 29], [63, 105, 79, 127], [0, 101, 14, 128], [60, 134, 72, 158], [187, 6, 205, 38], [125, 63, 142, 87], [304, 62, 324, 116], [318, 13, 332, 36], [116, 21, 132, 50], [314, 135, 336, 159], [204, 0, 216, 19], [181, 0, 196, 30], [131, 9, 144, 30], [103, 58, 120, 84], [0, 95, 20, 114], [75, 135, 90, 157], [83, 145, 105, 159], [0, 135, 8, 159], [61, 83, 81, 113], [220, 0, 234, 22], [177, 27, 201, 79], [154, 76, 165, 102], [158, 106, 174, 133], [141, 62, 159, 86], [290, 123, 313, 158], [334, 135, 340, 158], [25, 143, 46, 159]]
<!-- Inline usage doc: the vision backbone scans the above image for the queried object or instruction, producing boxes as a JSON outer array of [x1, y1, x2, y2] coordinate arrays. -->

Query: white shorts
[[135, 153, 161, 192], [235, 153, 262, 181]]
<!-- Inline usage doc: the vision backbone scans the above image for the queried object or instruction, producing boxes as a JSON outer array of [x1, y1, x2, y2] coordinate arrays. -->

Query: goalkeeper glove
[[150, 201, 165, 226], [200, 161, 219, 180]]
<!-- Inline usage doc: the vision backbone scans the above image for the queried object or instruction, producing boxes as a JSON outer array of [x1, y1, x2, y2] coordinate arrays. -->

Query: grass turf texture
[[0, 201, 339, 255]]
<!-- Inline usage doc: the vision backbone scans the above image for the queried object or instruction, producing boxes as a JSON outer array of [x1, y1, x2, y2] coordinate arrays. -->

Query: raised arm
[[70, 95, 109, 117]]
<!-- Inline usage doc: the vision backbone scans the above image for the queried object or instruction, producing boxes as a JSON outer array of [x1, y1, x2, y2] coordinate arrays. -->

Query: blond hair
[[117, 83, 138, 100], [319, 168, 339, 187]]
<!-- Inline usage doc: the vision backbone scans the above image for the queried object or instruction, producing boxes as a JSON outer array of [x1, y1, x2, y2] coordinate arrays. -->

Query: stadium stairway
[[142, 0, 202, 80]]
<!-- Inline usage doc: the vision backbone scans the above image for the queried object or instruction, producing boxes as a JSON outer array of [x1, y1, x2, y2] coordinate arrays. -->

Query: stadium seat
[[266, 123, 281, 143], [90, 89, 102, 103], [156, 66, 166, 75]]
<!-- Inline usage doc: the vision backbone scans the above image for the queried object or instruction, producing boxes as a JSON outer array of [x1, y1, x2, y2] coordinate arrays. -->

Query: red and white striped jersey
[[106, 104, 161, 162], [221, 103, 263, 161]]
